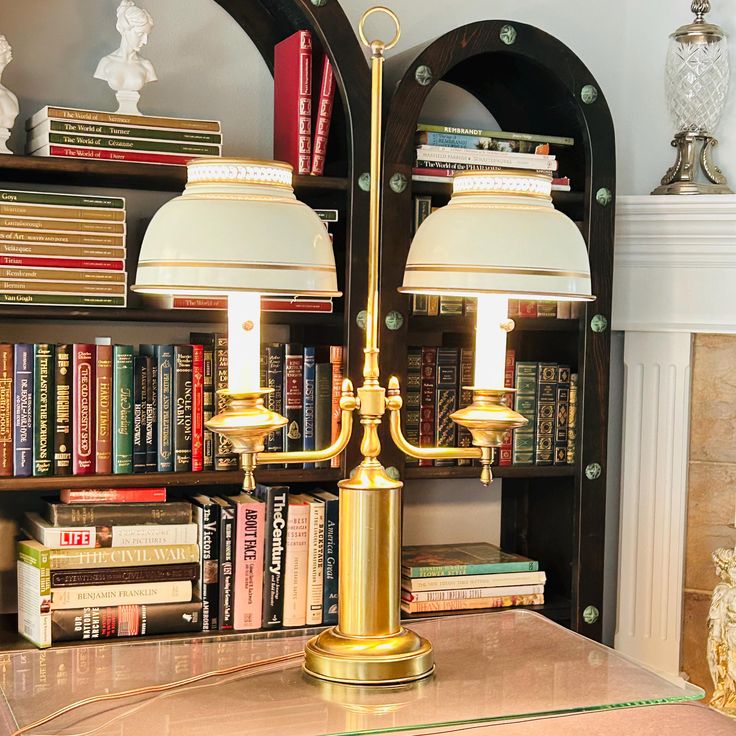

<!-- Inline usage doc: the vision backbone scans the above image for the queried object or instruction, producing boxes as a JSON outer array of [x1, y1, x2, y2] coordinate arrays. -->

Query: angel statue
[[708, 546, 736, 715], [94, 0, 157, 115], [0, 36, 19, 154]]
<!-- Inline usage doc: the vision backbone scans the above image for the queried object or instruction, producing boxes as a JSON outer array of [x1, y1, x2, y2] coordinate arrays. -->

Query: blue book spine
[[303, 346, 316, 468], [321, 496, 339, 624], [156, 345, 174, 472], [13, 344, 33, 476], [417, 132, 487, 149]]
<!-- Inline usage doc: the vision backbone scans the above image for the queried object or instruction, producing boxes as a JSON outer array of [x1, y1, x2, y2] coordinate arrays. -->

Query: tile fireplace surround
[[613, 194, 736, 691]]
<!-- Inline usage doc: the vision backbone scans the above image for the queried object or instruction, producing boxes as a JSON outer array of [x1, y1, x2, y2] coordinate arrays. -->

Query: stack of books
[[17, 487, 202, 648], [412, 123, 573, 190], [401, 542, 545, 615], [0, 189, 126, 308], [273, 31, 336, 176], [25, 106, 222, 166]]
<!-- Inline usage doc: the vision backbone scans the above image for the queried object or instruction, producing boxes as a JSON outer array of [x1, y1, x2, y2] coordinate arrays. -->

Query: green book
[[513, 362, 539, 465], [33, 132, 220, 157], [0, 293, 125, 307], [0, 189, 124, 209], [112, 345, 134, 473], [32, 343, 55, 476], [41, 119, 222, 144], [17, 539, 51, 648], [402, 543, 539, 578]]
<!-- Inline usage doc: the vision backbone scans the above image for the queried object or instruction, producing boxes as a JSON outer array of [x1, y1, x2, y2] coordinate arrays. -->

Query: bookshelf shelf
[[0, 155, 349, 194], [0, 467, 342, 492], [404, 465, 576, 481], [408, 316, 579, 334], [0, 304, 344, 327]]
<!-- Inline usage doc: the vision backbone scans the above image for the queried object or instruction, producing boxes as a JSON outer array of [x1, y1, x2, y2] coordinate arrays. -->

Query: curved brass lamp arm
[[257, 379, 357, 465], [386, 376, 482, 462]]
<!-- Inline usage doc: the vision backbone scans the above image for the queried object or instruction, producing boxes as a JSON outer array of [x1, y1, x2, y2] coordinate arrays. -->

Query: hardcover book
[[435, 347, 459, 466], [402, 570, 547, 592], [49, 563, 199, 588], [53, 344, 72, 475], [401, 543, 539, 578], [139, 345, 157, 472], [214, 334, 237, 469], [314, 361, 332, 469], [265, 343, 285, 457], [94, 343, 112, 474], [401, 592, 544, 614], [567, 373, 579, 465], [13, 344, 33, 476], [189, 494, 220, 631], [191, 344, 204, 472], [0, 344, 11, 476], [499, 349, 516, 467], [512, 362, 538, 465], [535, 363, 557, 466], [32, 343, 54, 476], [155, 345, 174, 472], [132, 355, 148, 473], [419, 346, 437, 467], [50, 580, 193, 610], [59, 487, 166, 504], [72, 344, 95, 475], [457, 347, 474, 465], [230, 492, 265, 631], [301, 494, 325, 625], [311, 489, 339, 624], [554, 365, 571, 465], [173, 345, 193, 472], [310, 55, 335, 176], [43, 500, 191, 526], [274, 30, 312, 174], [329, 346, 344, 469], [283, 343, 304, 454], [282, 495, 309, 628], [404, 347, 421, 466], [401, 583, 545, 602], [302, 345, 316, 467], [112, 345, 134, 474], [257, 484, 289, 628], [212, 497, 235, 630]]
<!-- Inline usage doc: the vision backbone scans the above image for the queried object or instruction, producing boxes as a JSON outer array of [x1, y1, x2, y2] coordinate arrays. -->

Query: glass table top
[[0, 610, 703, 735]]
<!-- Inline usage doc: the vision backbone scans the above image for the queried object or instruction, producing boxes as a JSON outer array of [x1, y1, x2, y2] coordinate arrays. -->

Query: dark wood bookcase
[[0, 8, 615, 648], [378, 22, 616, 639]]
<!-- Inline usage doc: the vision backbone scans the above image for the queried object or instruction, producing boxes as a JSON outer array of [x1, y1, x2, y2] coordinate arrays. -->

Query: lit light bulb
[[227, 292, 262, 393], [473, 293, 509, 389]]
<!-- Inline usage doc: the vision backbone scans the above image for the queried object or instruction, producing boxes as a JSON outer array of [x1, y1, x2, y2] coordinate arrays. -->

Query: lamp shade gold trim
[[136, 260, 337, 273], [405, 264, 590, 279]]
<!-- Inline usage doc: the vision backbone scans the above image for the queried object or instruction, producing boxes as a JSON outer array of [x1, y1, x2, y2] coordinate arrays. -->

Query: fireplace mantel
[[612, 194, 736, 678]]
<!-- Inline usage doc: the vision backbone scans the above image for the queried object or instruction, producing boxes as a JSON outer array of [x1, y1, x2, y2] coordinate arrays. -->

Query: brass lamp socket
[[451, 388, 528, 485], [205, 388, 288, 490]]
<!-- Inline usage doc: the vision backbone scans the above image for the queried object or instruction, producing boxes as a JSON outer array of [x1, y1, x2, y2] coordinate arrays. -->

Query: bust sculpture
[[708, 546, 736, 716], [0, 36, 19, 154], [94, 0, 156, 116]]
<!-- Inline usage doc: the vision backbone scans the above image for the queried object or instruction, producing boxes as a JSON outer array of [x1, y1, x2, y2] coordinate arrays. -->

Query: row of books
[[0, 339, 346, 477], [0, 188, 127, 308], [17, 483, 339, 647], [274, 30, 335, 176], [401, 543, 544, 614], [26, 106, 222, 167], [412, 123, 573, 190], [410, 294, 583, 321], [407, 348, 578, 467]]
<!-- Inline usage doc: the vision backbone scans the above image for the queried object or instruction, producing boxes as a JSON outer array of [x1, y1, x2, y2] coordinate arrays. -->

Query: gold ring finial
[[359, 6, 401, 51]]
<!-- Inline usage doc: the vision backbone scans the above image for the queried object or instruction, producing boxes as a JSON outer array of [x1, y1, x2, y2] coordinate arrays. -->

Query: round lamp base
[[303, 626, 434, 685]]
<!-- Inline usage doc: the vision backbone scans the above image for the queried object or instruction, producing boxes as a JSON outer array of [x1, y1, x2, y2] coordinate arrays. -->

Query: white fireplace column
[[613, 195, 736, 678]]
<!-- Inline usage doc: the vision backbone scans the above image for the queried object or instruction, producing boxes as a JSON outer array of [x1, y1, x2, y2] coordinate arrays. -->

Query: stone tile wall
[[683, 334, 736, 696]]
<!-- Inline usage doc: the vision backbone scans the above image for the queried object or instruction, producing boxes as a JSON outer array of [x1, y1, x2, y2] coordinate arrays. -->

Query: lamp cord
[[8, 650, 304, 736]]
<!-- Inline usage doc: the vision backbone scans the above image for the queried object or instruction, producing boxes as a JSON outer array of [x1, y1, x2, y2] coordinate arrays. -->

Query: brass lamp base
[[304, 627, 434, 685]]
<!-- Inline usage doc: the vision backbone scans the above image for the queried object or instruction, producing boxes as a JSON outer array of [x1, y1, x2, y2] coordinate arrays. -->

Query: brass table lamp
[[132, 7, 594, 686]]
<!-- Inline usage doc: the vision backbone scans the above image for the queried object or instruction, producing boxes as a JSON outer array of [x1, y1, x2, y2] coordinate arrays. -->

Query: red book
[[499, 349, 516, 467], [165, 296, 333, 313], [419, 347, 438, 467], [72, 344, 95, 475], [0, 344, 11, 476], [231, 492, 265, 631], [40, 145, 198, 166], [329, 345, 344, 469], [60, 487, 167, 504], [310, 55, 335, 176], [191, 344, 204, 472], [95, 343, 113, 474], [274, 30, 312, 174], [518, 301, 538, 318], [0, 255, 124, 270]]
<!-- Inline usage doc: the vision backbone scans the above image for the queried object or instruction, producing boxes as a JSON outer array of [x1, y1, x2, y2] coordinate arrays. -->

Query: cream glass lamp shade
[[400, 170, 594, 301], [132, 158, 340, 297]]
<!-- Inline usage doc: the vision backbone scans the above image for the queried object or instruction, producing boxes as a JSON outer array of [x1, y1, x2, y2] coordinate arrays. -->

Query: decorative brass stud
[[385, 310, 404, 330], [242, 320, 255, 332], [415, 65, 433, 86], [500, 25, 517, 45], [585, 463, 602, 481], [596, 188, 612, 206], [583, 605, 600, 624], [358, 172, 371, 191], [356, 310, 368, 330], [590, 314, 608, 333], [310, 0, 329, 5], [390, 172, 408, 193], [581, 85, 598, 104]]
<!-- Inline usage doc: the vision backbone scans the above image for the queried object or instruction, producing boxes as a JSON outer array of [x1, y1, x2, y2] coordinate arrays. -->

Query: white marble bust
[[0, 35, 19, 154], [94, 0, 157, 115]]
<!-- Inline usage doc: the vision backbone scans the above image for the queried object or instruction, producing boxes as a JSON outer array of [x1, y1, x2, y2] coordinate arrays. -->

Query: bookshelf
[[379, 21, 616, 640]]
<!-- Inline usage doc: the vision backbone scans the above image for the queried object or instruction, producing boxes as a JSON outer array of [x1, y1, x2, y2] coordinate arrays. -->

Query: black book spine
[[265, 343, 284, 457], [258, 484, 289, 628], [435, 347, 459, 467], [321, 497, 339, 625], [213, 334, 237, 470], [190, 496, 220, 631], [155, 345, 174, 472], [140, 345, 157, 472], [202, 345, 215, 470], [50, 563, 200, 587], [44, 500, 192, 526], [173, 345, 193, 472], [218, 499, 235, 630], [51, 601, 203, 641], [132, 355, 148, 473], [283, 343, 304, 453], [33, 343, 55, 477]]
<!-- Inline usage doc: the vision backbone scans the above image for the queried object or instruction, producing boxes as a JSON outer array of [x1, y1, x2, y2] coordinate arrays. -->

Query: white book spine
[[402, 571, 546, 591], [305, 501, 325, 625], [17, 559, 51, 648], [50, 580, 193, 609], [402, 584, 545, 602], [282, 503, 309, 627], [416, 144, 556, 168]]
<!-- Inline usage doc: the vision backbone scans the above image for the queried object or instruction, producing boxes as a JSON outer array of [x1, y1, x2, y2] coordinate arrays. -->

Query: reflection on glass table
[[0, 610, 703, 736]]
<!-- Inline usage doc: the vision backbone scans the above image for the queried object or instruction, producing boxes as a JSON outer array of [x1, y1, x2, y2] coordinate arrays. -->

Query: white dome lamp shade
[[400, 170, 595, 477]]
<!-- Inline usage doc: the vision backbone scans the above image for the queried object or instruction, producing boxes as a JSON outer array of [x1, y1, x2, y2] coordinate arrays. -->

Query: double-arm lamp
[[132, 8, 593, 686]]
